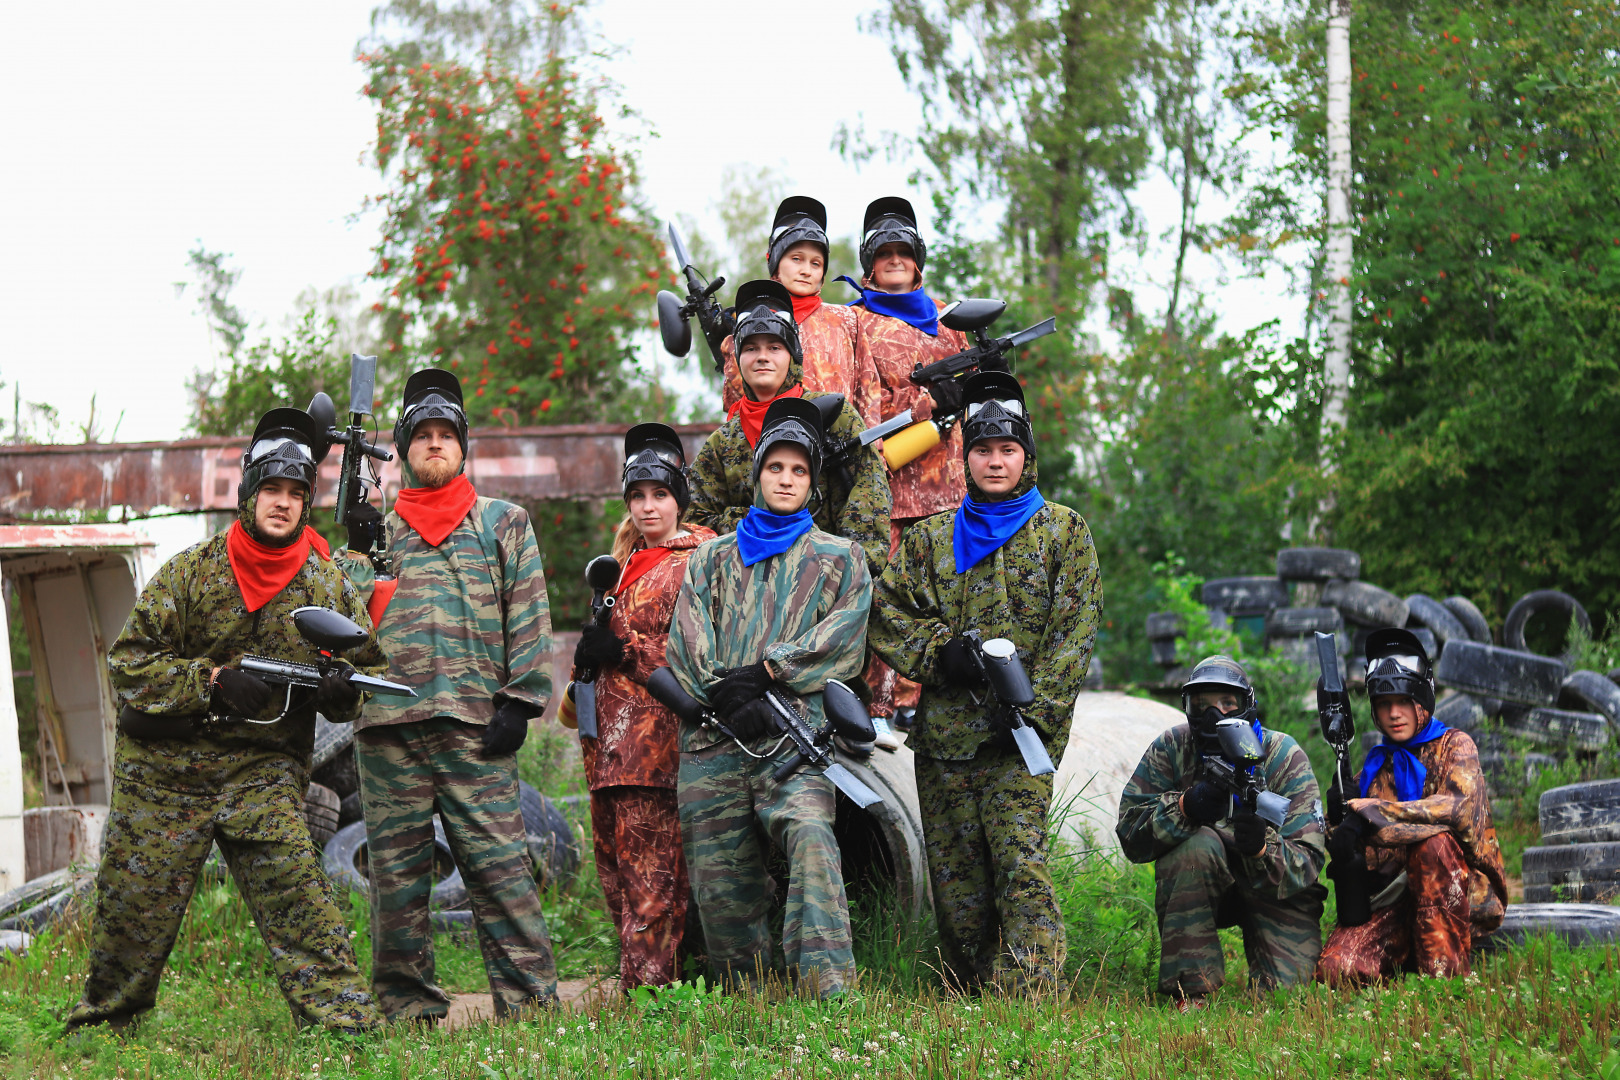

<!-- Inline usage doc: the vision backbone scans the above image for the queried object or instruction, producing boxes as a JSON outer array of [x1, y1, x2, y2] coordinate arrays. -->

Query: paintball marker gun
[[567, 554, 622, 740], [645, 668, 884, 808], [882, 299, 1058, 471], [1198, 717, 1291, 829], [309, 355, 396, 579], [239, 606, 415, 723], [809, 395, 914, 498], [962, 631, 1056, 776], [1316, 630, 1372, 926], [656, 222, 733, 375]]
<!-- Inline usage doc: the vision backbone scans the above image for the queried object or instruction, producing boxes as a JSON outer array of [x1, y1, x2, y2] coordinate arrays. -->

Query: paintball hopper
[[307, 393, 339, 454], [823, 679, 876, 744], [657, 290, 691, 357], [1215, 718, 1290, 828], [292, 606, 370, 653], [584, 554, 623, 594], [939, 298, 1007, 334], [977, 637, 1036, 707]]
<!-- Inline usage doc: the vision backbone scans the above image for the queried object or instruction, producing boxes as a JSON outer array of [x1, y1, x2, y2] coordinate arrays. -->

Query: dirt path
[[443, 978, 618, 1029]]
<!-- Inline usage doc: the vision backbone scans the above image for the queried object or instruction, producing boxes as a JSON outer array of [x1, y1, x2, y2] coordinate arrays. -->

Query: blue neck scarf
[[952, 487, 1046, 572], [735, 506, 814, 567], [1358, 717, 1449, 801], [837, 275, 939, 336]]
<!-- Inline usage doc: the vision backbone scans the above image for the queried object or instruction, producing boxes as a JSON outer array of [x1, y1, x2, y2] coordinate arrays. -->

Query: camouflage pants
[[1154, 826, 1325, 998], [591, 784, 688, 990], [68, 774, 378, 1033], [915, 746, 1065, 992], [356, 718, 557, 1020], [1316, 832, 1473, 985], [677, 742, 855, 997]]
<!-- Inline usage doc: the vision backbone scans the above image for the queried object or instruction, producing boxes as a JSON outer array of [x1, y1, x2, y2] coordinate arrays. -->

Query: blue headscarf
[[952, 487, 1046, 572], [837, 275, 939, 336], [1358, 717, 1450, 801], [735, 506, 814, 567]]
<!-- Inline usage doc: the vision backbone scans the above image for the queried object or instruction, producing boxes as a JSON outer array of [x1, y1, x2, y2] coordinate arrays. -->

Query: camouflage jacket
[[1351, 727, 1508, 931], [686, 393, 892, 575], [573, 526, 715, 790], [720, 303, 881, 428], [666, 527, 872, 754], [868, 463, 1100, 761], [1116, 723, 1328, 901], [850, 299, 968, 520], [345, 496, 552, 730], [107, 530, 385, 791]]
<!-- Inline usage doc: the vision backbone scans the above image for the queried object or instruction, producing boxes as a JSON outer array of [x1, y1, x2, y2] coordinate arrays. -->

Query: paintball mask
[[393, 368, 469, 456], [858, 196, 927, 276], [1181, 654, 1259, 753], [751, 396, 824, 489], [732, 279, 803, 367], [960, 370, 1036, 458], [767, 196, 831, 279], [621, 422, 690, 512], [1364, 626, 1436, 716], [238, 407, 326, 503]]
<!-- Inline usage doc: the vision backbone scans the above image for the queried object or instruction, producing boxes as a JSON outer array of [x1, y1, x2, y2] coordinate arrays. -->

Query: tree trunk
[[1317, 0, 1353, 539]]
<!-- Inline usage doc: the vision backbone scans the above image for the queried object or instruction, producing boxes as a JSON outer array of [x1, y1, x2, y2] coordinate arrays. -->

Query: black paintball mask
[[733, 279, 804, 369], [1364, 626, 1436, 717], [1181, 654, 1259, 755], [858, 196, 926, 277], [751, 396, 824, 494], [622, 422, 690, 514], [767, 196, 830, 280], [237, 407, 326, 545], [393, 368, 469, 459], [961, 370, 1036, 460]]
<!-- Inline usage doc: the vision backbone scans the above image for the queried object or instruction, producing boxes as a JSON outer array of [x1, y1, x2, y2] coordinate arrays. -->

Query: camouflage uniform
[[719, 303, 882, 428], [1116, 724, 1328, 999], [345, 493, 557, 1020], [666, 525, 872, 996], [69, 531, 382, 1033], [1317, 728, 1507, 983], [868, 460, 1101, 990]]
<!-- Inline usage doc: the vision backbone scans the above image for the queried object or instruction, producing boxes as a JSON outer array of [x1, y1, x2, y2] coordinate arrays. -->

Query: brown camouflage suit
[[720, 302, 882, 428], [345, 493, 557, 1020], [1317, 728, 1507, 984], [573, 526, 714, 989]]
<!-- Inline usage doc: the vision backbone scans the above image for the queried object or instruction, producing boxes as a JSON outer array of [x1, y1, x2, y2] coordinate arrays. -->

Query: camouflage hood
[[964, 449, 1039, 504], [235, 486, 312, 548]]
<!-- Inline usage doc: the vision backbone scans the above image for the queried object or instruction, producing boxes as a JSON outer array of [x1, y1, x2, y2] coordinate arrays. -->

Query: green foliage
[[190, 307, 355, 438]]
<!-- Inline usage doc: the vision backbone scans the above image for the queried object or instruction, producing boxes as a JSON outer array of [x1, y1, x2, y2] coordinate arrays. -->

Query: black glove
[[723, 697, 779, 743], [1181, 779, 1228, 826], [573, 623, 626, 671], [1327, 810, 1371, 866], [709, 662, 774, 717], [926, 376, 965, 417], [1232, 811, 1269, 857], [213, 667, 274, 717], [482, 700, 536, 758], [345, 500, 384, 554], [314, 666, 361, 715], [936, 635, 987, 688]]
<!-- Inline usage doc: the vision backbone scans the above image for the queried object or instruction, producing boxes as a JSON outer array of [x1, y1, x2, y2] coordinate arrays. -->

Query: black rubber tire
[[0, 873, 95, 933], [519, 782, 581, 893], [1560, 670, 1620, 730], [1503, 590, 1591, 658], [322, 818, 469, 909], [1522, 843, 1620, 903], [1275, 548, 1360, 582], [311, 743, 359, 802], [304, 782, 341, 851], [1539, 779, 1620, 845], [1199, 577, 1289, 617], [1432, 692, 1488, 732], [1151, 638, 1178, 667], [0, 869, 76, 923], [1474, 748, 1559, 798], [1264, 606, 1344, 637], [1474, 903, 1620, 951], [1322, 580, 1408, 628], [1405, 594, 1470, 648], [1500, 706, 1610, 751], [311, 715, 356, 771], [337, 791, 364, 829], [1145, 612, 1182, 642], [1408, 628, 1438, 663], [1442, 596, 1492, 644], [1434, 640, 1567, 707]]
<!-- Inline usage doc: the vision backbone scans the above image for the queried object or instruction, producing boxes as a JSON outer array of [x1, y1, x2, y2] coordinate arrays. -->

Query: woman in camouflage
[[565, 424, 715, 990]]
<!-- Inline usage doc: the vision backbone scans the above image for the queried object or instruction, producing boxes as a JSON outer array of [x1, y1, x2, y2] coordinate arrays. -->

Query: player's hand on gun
[[1180, 779, 1228, 826], [212, 666, 274, 718], [710, 663, 779, 742], [937, 634, 988, 688], [1232, 810, 1268, 857], [345, 500, 384, 554], [1327, 810, 1371, 868], [573, 623, 626, 670], [314, 664, 362, 714]]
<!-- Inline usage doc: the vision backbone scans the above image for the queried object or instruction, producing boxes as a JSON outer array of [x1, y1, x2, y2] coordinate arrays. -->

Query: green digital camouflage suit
[[346, 491, 557, 1021], [666, 521, 872, 997], [686, 350, 892, 575], [869, 457, 1101, 991], [1116, 724, 1328, 999], [70, 529, 383, 1033]]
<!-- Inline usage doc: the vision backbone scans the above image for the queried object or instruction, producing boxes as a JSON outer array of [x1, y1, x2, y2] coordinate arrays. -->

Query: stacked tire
[[1522, 780, 1620, 904]]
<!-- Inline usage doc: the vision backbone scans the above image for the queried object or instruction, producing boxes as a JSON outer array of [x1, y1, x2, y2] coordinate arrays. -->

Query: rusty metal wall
[[0, 424, 718, 517]]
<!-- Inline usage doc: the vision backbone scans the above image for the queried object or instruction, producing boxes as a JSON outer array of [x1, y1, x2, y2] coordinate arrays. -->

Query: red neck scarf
[[395, 473, 479, 547], [615, 545, 674, 596], [727, 383, 805, 447], [225, 521, 330, 612], [791, 292, 822, 324]]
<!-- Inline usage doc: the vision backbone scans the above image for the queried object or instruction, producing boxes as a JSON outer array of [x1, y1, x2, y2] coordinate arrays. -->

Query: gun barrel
[[350, 673, 416, 698], [1316, 632, 1345, 693], [1007, 317, 1057, 348], [859, 410, 914, 446], [241, 657, 321, 688], [668, 222, 694, 272]]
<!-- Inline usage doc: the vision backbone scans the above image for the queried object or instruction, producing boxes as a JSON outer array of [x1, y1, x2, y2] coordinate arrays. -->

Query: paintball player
[[667, 397, 873, 997], [1316, 629, 1507, 984], [565, 424, 716, 989], [344, 368, 558, 1021], [1116, 656, 1327, 1010], [868, 371, 1101, 992], [68, 408, 381, 1033], [718, 196, 879, 427]]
